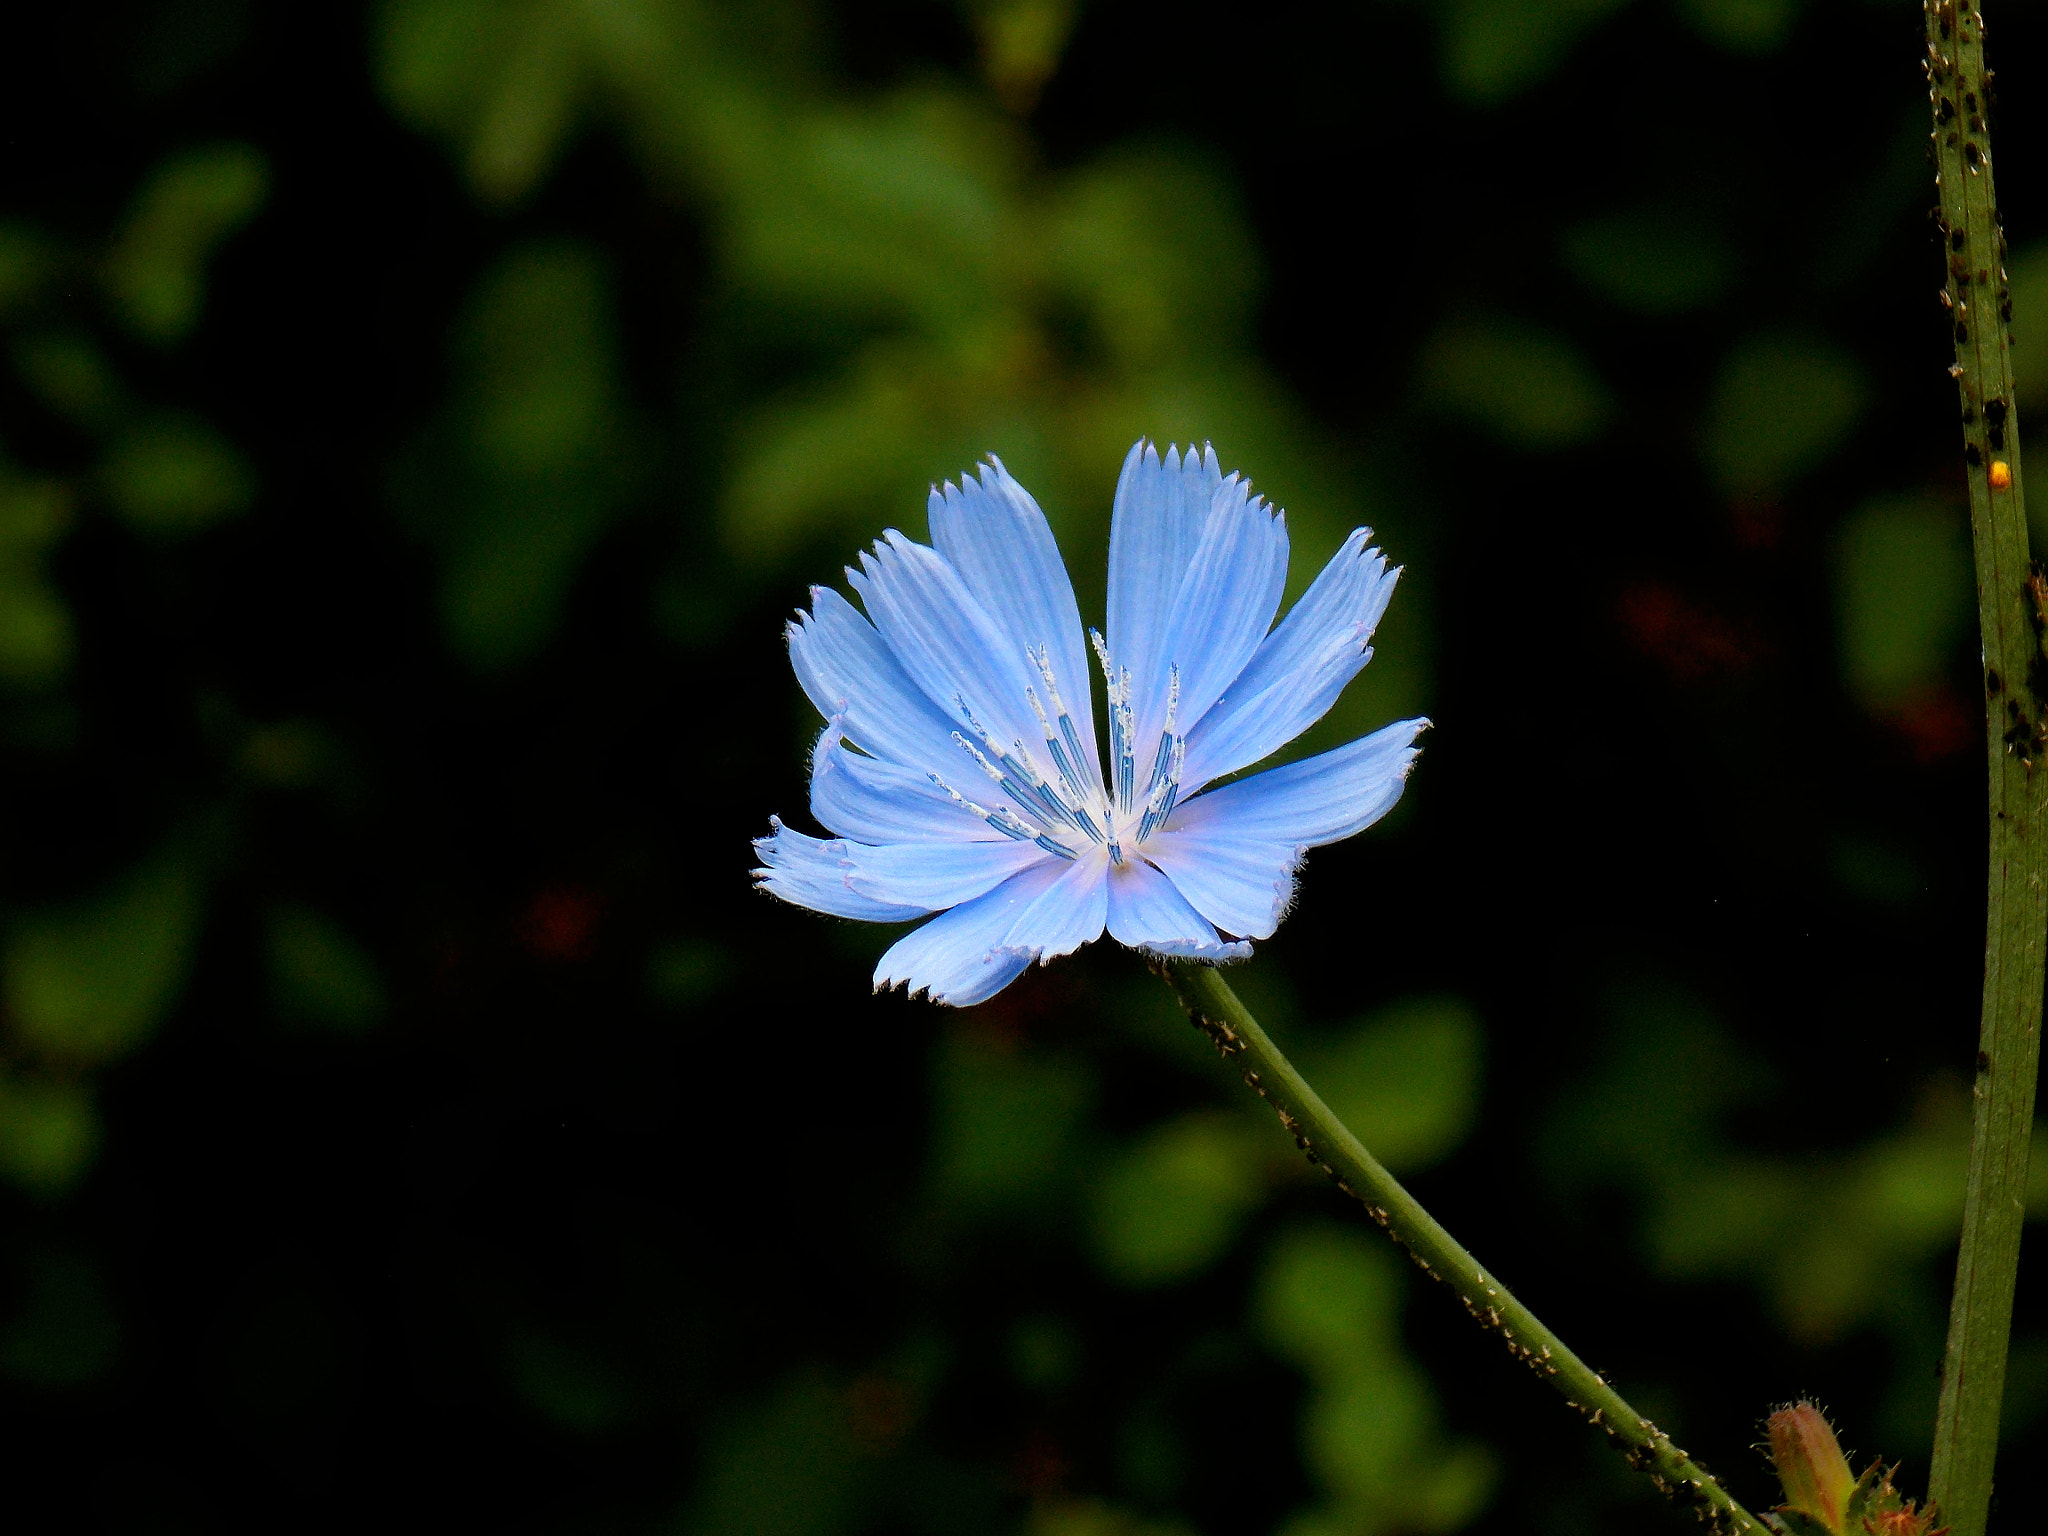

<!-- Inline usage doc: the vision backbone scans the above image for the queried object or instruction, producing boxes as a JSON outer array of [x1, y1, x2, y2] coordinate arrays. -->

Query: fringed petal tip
[[1135, 936, 1254, 963], [873, 944, 1035, 1007]]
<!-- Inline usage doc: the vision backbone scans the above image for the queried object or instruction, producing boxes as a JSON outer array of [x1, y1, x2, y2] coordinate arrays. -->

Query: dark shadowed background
[[2, 0, 2045, 1531]]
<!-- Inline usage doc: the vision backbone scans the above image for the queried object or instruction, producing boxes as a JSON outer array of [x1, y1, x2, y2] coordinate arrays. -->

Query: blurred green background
[[2, 0, 2045, 1531]]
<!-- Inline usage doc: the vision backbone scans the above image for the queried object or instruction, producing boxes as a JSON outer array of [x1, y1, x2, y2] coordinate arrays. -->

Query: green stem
[[1157, 959, 1768, 1534], [1924, 4, 2048, 1532]]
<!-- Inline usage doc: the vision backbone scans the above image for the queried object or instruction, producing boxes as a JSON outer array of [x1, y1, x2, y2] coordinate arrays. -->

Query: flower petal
[[1166, 717, 1429, 848], [1105, 855, 1252, 960], [1001, 846, 1109, 960], [789, 586, 963, 774], [1106, 441, 1221, 718], [840, 836, 1053, 909], [1146, 470, 1289, 746], [848, 532, 1049, 780], [1141, 825, 1299, 941], [808, 721, 994, 844], [927, 459, 1101, 779], [874, 859, 1070, 1005], [753, 817, 935, 922], [1181, 531, 1400, 789]]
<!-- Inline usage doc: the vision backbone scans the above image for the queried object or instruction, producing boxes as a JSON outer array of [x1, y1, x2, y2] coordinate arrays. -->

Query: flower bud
[[1768, 1403, 1855, 1535]]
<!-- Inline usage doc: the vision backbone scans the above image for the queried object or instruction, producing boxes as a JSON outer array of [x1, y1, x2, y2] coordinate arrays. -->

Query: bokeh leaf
[[1562, 208, 1734, 315], [99, 413, 256, 535], [1087, 1112, 1265, 1286], [4, 843, 208, 1069], [266, 905, 386, 1033], [1679, 0, 1804, 54], [1438, 0, 1631, 105], [0, 465, 73, 686], [392, 239, 644, 666], [1256, 1222, 1496, 1534], [0, 1070, 98, 1196], [682, 1373, 866, 1536], [105, 143, 268, 344], [928, 1032, 1094, 1216], [0, 1247, 120, 1387], [1300, 995, 1484, 1174], [1834, 495, 1972, 711], [1700, 333, 1867, 496], [1419, 319, 1612, 449]]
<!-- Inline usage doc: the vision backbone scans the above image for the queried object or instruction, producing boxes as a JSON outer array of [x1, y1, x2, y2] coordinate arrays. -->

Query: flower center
[[926, 637, 1186, 865]]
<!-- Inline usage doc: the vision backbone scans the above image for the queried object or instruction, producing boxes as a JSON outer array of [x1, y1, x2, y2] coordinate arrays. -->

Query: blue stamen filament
[[941, 640, 1190, 870]]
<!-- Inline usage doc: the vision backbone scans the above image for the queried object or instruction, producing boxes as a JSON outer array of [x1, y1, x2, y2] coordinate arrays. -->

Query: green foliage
[[1543, 981, 2046, 1352], [2008, 239, 2048, 413], [1562, 207, 1735, 315], [0, 1247, 120, 1388], [507, 1331, 630, 1434], [99, 412, 255, 535], [5, 2, 2039, 1530], [4, 843, 207, 1071], [1299, 995, 1485, 1175], [1026, 1499, 1193, 1536], [0, 463, 72, 687], [1418, 319, 1613, 449], [681, 1373, 868, 1536], [0, 224, 55, 319], [927, 1031, 1096, 1215], [12, 330, 125, 433], [391, 239, 645, 666], [0, 1070, 97, 1196], [1255, 1222, 1496, 1535], [104, 142, 269, 345], [1700, 333, 1868, 496], [1087, 1112, 1266, 1286], [1834, 495, 1973, 711], [1680, 0, 1805, 54], [1437, 0, 1632, 104], [265, 905, 386, 1032]]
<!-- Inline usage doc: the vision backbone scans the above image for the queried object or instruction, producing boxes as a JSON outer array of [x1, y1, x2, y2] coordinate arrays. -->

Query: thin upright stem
[[1158, 959, 1768, 1535], [1923, 4, 2048, 1532]]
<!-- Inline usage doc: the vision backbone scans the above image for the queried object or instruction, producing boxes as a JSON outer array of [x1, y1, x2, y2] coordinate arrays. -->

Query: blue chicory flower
[[753, 440, 1428, 1005]]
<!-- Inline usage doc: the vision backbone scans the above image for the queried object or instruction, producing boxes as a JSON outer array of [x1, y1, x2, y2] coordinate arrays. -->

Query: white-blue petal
[[789, 586, 964, 774], [752, 818, 935, 922], [927, 459, 1101, 779], [1105, 856, 1252, 960], [1141, 825, 1298, 941], [1181, 531, 1400, 790], [1147, 472, 1289, 746], [1000, 847, 1108, 961], [808, 721, 995, 845], [848, 533, 1047, 774], [1166, 717, 1429, 848], [874, 859, 1069, 1005], [840, 836, 1053, 909], [1106, 442, 1222, 711]]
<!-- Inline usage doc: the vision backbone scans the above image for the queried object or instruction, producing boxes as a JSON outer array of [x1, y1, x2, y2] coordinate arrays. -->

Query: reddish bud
[[1769, 1403, 1855, 1534]]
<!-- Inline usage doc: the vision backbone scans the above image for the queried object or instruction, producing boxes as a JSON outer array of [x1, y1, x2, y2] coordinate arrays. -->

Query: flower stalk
[[1159, 959, 1768, 1533], [1923, 3, 2048, 1531]]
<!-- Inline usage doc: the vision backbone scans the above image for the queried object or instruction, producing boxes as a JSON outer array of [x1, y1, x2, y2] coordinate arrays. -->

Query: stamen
[[928, 771, 1035, 842], [1134, 737, 1187, 844], [953, 728, 1091, 842], [1114, 672, 1135, 812], [1031, 647, 1097, 801], [1034, 833, 1080, 861]]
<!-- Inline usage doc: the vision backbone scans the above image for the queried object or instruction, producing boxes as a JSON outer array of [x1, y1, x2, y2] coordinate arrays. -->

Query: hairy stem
[[1924, 4, 2047, 1532], [1158, 959, 1768, 1533]]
